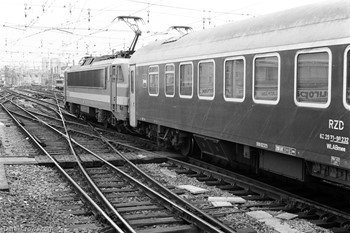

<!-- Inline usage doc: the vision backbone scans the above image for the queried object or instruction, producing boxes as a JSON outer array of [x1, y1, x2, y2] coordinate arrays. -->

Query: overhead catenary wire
[[0, 0, 269, 67]]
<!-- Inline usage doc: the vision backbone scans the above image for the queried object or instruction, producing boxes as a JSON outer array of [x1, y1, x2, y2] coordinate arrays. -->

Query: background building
[[2, 57, 65, 87]]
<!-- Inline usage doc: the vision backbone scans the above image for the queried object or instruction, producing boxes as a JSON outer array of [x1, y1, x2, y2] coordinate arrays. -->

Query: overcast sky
[[0, 0, 322, 68]]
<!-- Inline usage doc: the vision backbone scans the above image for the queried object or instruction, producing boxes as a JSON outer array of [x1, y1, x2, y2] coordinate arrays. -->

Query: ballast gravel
[[0, 121, 33, 157], [0, 165, 102, 233], [138, 163, 333, 233]]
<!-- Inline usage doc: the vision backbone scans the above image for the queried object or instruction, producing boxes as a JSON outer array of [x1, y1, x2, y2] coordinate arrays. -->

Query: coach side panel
[[134, 44, 350, 170]]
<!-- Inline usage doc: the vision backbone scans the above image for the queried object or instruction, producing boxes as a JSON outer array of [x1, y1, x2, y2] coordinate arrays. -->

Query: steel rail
[[31, 110, 227, 232], [103, 137, 350, 229], [0, 99, 126, 233], [185, 157, 350, 223], [85, 126, 231, 233], [3, 93, 229, 232], [54, 93, 137, 233], [56, 98, 350, 228], [24, 109, 88, 129], [72, 135, 228, 233], [10, 95, 136, 232], [6, 95, 223, 232], [10, 88, 61, 107], [7, 89, 61, 115]]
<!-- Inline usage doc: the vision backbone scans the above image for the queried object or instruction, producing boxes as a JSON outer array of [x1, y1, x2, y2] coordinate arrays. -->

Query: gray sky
[[0, 0, 321, 68]]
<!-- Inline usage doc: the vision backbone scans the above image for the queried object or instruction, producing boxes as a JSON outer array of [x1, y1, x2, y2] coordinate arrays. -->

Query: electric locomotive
[[55, 78, 64, 91], [65, 56, 130, 127], [129, 0, 350, 187], [64, 16, 143, 128]]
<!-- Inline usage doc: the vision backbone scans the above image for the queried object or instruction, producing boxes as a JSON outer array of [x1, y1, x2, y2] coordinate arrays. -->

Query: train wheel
[[180, 137, 194, 156]]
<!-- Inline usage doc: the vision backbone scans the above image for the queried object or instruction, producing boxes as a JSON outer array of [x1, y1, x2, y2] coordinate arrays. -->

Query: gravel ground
[[0, 165, 103, 233], [138, 163, 333, 233], [0, 114, 34, 157]]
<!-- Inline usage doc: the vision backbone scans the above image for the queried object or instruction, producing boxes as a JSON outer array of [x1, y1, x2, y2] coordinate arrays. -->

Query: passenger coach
[[129, 1, 350, 186]]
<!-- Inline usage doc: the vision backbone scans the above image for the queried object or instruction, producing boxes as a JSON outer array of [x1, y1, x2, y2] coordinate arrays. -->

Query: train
[[64, 0, 350, 187], [55, 78, 64, 91], [65, 56, 129, 127]]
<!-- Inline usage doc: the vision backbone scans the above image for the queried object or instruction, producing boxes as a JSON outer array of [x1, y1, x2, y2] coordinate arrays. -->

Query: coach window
[[111, 66, 116, 80], [344, 47, 350, 110], [198, 60, 215, 100], [165, 64, 175, 97], [117, 66, 124, 83], [130, 70, 134, 94], [253, 54, 280, 104], [224, 57, 245, 102], [179, 62, 193, 98], [148, 65, 159, 96], [295, 48, 331, 108]]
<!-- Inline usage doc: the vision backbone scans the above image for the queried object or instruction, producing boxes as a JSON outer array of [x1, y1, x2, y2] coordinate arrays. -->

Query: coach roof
[[130, 0, 350, 65]]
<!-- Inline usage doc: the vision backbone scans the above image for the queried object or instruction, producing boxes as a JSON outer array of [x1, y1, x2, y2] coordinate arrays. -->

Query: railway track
[[0, 94, 239, 232], [103, 135, 350, 232], [161, 157, 350, 232], [2, 89, 350, 232], [13, 87, 64, 106], [9, 89, 63, 110]]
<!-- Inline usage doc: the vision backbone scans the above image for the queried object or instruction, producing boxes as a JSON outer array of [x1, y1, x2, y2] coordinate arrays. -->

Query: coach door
[[129, 65, 137, 127]]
